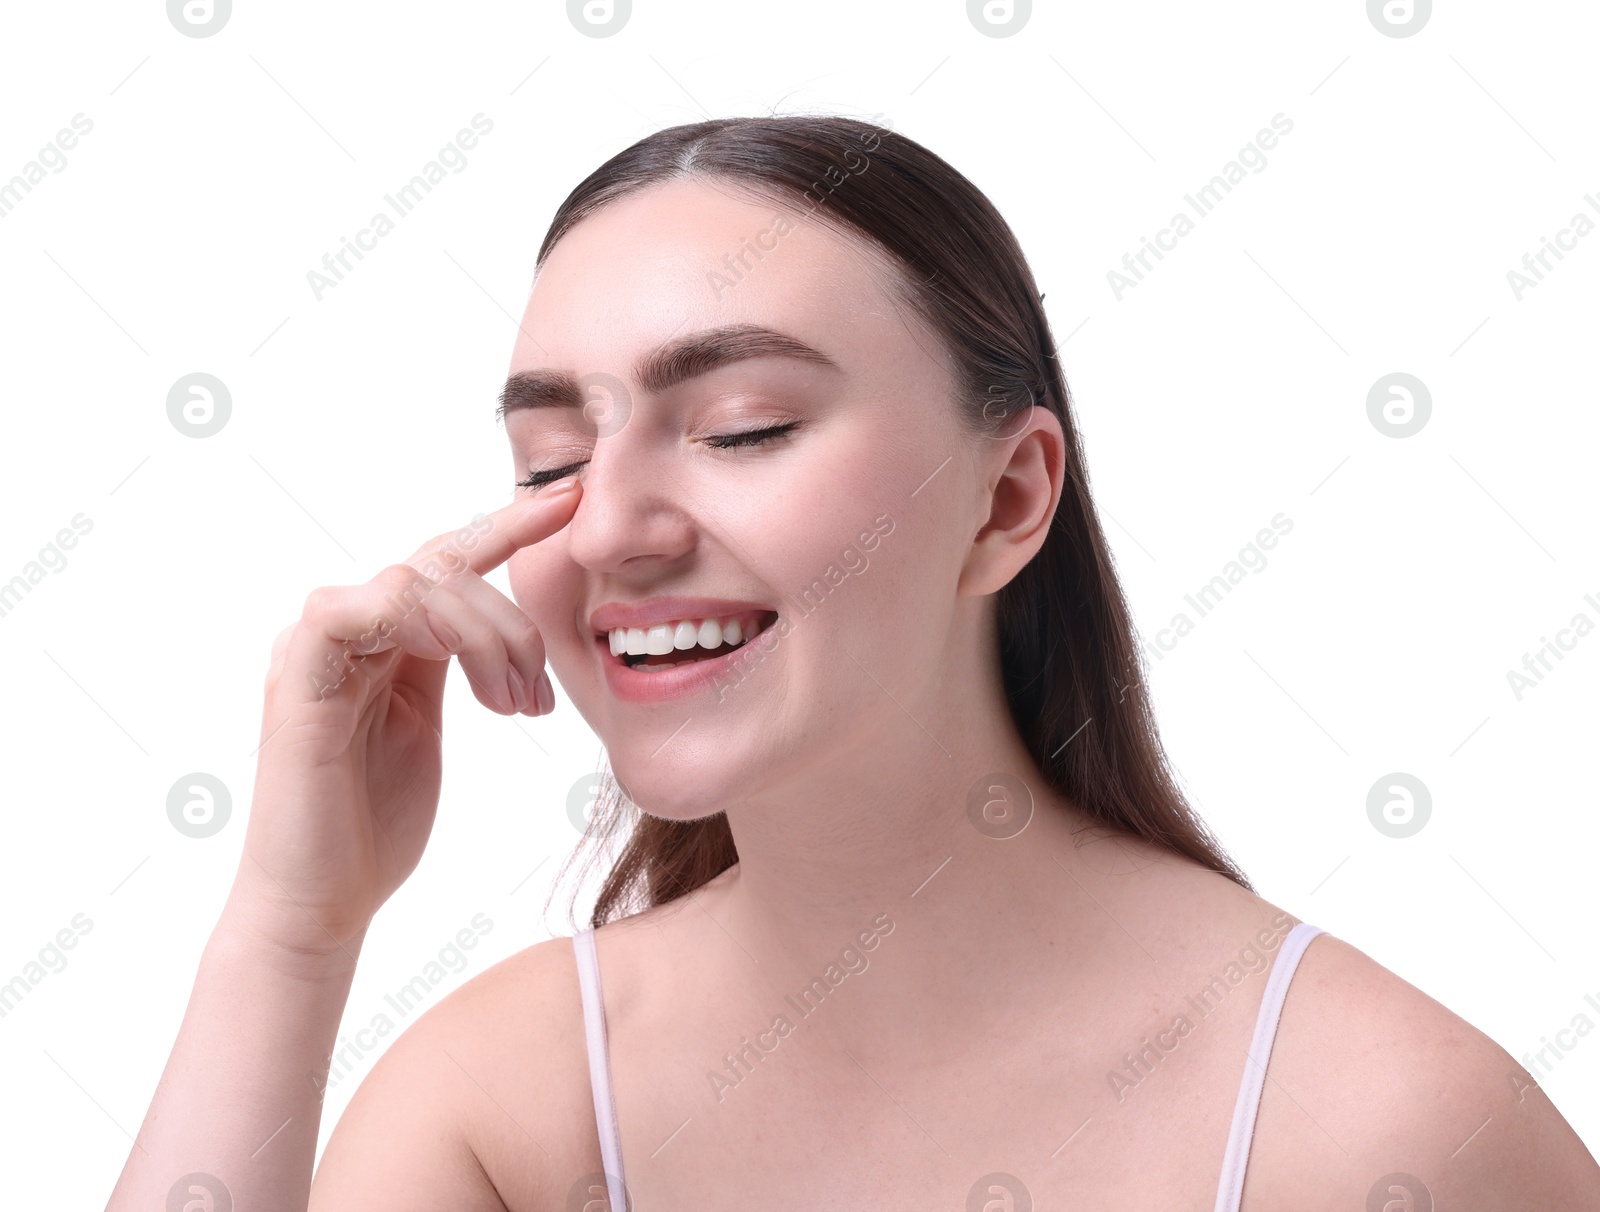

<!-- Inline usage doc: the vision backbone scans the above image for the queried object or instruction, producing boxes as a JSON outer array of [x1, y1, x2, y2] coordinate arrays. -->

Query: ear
[[957, 407, 1065, 599]]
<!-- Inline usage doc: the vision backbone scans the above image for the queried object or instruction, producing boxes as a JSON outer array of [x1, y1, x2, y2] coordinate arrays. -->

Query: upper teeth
[[607, 616, 756, 657]]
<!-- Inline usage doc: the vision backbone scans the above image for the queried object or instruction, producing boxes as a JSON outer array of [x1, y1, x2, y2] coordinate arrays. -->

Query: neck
[[708, 653, 1153, 1057]]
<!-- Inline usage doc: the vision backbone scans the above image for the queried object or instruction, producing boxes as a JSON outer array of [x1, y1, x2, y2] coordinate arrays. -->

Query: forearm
[[104, 902, 368, 1211]]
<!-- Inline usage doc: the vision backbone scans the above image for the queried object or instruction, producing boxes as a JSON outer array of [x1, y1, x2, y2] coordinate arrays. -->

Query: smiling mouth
[[611, 610, 780, 670]]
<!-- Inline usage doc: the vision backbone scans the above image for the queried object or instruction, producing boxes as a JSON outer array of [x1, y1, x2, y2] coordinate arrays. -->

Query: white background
[[1, 0, 1595, 1200]]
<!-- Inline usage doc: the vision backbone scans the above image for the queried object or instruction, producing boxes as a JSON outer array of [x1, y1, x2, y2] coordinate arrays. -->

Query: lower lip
[[597, 621, 774, 704]]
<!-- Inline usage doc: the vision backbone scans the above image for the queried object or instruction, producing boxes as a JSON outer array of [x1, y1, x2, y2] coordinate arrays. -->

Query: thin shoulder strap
[[1212, 921, 1325, 1212], [573, 927, 629, 1211]]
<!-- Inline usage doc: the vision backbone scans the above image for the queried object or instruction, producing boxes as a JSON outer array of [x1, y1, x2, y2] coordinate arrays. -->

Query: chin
[[604, 755, 737, 825]]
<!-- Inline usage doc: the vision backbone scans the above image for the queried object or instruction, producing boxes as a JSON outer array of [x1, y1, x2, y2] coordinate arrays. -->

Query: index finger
[[405, 477, 582, 582]]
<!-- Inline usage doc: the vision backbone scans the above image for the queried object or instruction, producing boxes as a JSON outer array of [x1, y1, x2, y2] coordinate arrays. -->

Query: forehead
[[509, 176, 926, 380]]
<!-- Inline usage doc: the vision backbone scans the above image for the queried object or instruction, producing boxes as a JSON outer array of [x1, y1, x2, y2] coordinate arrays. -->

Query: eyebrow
[[496, 324, 840, 421]]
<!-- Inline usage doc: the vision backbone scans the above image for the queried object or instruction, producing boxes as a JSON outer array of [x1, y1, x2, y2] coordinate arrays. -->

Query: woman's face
[[503, 175, 991, 821]]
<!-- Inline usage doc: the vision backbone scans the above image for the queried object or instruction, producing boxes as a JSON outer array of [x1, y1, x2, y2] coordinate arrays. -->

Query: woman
[[107, 115, 1598, 1210]]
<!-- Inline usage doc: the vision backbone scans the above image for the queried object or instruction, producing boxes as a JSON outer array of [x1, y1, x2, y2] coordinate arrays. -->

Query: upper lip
[[587, 597, 777, 637]]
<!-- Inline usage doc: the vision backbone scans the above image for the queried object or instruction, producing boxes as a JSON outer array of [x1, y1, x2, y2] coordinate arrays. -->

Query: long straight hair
[[534, 113, 1252, 928]]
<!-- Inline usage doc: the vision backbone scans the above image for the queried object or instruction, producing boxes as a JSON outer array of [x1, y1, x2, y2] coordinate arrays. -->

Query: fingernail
[[429, 615, 462, 652], [544, 476, 580, 496], [505, 666, 527, 713], [534, 671, 555, 714]]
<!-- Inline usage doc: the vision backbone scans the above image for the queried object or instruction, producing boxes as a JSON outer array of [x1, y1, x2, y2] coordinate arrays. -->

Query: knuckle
[[375, 564, 436, 623], [270, 621, 297, 660], [378, 562, 432, 593], [508, 616, 544, 659], [301, 585, 342, 620], [266, 624, 297, 682]]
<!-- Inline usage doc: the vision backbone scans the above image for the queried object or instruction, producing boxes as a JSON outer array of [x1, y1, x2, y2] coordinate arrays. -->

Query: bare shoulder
[[1245, 929, 1600, 1210], [312, 932, 605, 1211]]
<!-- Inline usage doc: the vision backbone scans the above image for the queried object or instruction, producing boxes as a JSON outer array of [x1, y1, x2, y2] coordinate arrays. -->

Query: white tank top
[[573, 920, 1325, 1210]]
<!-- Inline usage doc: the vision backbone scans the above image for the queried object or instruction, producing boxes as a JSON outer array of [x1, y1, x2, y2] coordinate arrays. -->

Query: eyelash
[[515, 421, 801, 490]]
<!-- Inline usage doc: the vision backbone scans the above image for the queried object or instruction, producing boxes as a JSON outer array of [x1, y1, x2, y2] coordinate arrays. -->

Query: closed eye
[[516, 421, 801, 490], [702, 420, 801, 451]]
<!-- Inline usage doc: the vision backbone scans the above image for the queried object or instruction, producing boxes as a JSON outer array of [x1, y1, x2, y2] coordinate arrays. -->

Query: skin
[[108, 176, 1600, 1211]]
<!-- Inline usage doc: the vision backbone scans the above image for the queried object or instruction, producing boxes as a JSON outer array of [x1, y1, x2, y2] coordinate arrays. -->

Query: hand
[[228, 480, 581, 955]]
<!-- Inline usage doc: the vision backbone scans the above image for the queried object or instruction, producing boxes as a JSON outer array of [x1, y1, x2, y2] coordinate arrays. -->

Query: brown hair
[[535, 112, 1252, 929]]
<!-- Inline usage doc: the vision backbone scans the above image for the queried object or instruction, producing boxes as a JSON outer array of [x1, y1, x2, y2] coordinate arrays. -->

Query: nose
[[562, 424, 699, 575]]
